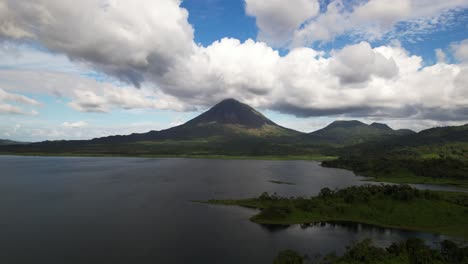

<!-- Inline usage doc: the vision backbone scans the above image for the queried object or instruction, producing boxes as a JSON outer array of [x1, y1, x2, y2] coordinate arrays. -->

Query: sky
[[0, 0, 467, 142]]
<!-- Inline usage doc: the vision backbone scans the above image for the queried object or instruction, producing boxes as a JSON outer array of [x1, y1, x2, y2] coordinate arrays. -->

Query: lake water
[[0, 156, 458, 264]]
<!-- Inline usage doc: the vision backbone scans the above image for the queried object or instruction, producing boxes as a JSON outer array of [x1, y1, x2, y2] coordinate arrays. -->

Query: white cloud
[[245, 0, 320, 47], [435, 48, 447, 63], [0, 88, 40, 115], [0, 120, 179, 142], [329, 41, 398, 84], [0, 104, 27, 115], [0, 88, 40, 106], [293, 0, 468, 46], [0, 68, 189, 113], [67, 85, 189, 113], [2, 37, 467, 123], [451, 39, 468, 63], [0, 0, 194, 87], [62, 121, 88, 128], [160, 38, 468, 121], [0, 0, 467, 131], [352, 0, 411, 27]]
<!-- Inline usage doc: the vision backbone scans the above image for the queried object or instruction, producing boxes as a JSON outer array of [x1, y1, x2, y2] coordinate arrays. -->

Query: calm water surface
[[0, 156, 458, 263]]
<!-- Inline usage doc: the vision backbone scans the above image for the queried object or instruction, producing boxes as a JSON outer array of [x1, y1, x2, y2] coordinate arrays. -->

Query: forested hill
[[308, 120, 415, 145], [323, 124, 468, 186]]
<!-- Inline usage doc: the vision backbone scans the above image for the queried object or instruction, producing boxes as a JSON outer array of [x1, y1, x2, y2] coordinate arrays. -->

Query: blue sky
[[0, 0, 467, 141]]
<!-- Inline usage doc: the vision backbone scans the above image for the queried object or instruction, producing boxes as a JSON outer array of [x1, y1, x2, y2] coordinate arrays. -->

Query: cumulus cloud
[[451, 39, 468, 63], [0, 0, 194, 87], [329, 41, 398, 84], [1, 36, 467, 122], [157, 37, 468, 121], [0, 0, 467, 127], [0, 68, 190, 113], [245, 0, 319, 47]]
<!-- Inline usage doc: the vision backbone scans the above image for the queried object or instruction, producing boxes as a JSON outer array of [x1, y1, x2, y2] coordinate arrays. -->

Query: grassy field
[[205, 185, 468, 239]]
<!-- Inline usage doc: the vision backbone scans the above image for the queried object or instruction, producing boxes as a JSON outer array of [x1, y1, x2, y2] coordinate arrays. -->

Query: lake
[[0, 156, 458, 263]]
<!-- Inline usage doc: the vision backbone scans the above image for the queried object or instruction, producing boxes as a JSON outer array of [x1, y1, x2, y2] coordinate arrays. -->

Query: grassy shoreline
[[0, 152, 337, 161], [360, 176, 468, 189], [205, 185, 468, 239]]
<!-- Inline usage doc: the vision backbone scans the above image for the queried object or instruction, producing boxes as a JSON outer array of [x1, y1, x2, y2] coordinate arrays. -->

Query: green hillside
[[309, 120, 415, 146], [323, 124, 468, 187]]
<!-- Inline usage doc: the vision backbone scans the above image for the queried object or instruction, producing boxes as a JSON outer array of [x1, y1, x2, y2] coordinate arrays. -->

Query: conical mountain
[[91, 99, 300, 143], [184, 98, 276, 128]]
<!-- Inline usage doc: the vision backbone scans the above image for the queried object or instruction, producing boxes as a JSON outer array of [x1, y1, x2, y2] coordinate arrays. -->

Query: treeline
[[322, 157, 468, 180], [274, 238, 468, 264], [259, 184, 464, 204], [256, 184, 468, 220]]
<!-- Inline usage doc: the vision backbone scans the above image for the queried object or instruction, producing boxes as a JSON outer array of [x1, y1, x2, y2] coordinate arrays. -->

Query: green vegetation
[[0, 129, 335, 158], [269, 180, 296, 185], [206, 185, 468, 238], [309, 120, 415, 146], [273, 238, 468, 264], [323, 126, 468, 188], [323, 156, 468, 188]]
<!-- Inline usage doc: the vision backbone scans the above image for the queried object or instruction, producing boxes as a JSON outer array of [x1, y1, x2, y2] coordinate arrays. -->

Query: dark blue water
[[0, 156, 458, 263]]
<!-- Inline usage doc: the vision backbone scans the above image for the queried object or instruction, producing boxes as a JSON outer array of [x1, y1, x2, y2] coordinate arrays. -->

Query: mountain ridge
[[309, 120, 415, 145], [0, 139, 29, 145], [2, 99, 459, 159]]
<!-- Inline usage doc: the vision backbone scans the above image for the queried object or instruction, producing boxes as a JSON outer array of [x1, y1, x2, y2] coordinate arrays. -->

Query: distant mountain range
[[0, 99, 466, 160], [309, 120, 415, 145], [323, 123, 468, 185], [0, 139, 29, 146]]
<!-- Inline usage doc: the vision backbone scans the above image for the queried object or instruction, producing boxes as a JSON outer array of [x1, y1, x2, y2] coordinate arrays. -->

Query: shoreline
[[205, 186, 468, 239], [0, 152, 336, 162]]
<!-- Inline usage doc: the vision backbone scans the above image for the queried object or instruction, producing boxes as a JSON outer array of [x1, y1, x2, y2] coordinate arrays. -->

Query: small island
[[268, 180, 296, 185], [206, 185, 468, 238]]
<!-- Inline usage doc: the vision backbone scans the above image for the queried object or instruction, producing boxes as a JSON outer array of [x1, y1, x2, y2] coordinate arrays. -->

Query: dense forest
[[322, 125, 468, 187]]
